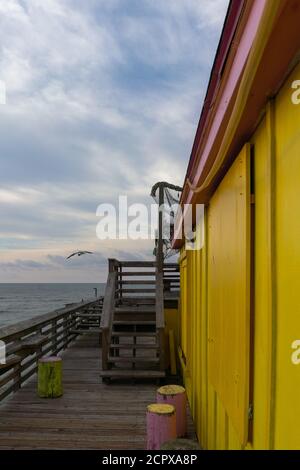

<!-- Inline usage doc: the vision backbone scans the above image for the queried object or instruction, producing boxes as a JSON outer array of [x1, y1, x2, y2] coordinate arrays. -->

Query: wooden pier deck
[[0, 333, 196, 450]]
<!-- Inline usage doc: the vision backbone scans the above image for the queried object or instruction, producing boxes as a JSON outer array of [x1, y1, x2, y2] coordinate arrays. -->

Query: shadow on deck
[[0, 333, 196, 450]]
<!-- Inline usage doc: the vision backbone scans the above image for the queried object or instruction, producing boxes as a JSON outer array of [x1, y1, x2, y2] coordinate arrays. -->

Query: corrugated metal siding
[[208, 145, 251, 446], [274, 61, 300, 449], [179, 61, 300, 450]]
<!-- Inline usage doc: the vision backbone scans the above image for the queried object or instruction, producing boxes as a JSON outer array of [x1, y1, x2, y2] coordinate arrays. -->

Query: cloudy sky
[[0, 0, 229, 283]]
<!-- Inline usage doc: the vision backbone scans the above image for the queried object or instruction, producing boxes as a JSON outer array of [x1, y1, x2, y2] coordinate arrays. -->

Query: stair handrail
[[100, 259, 117, 370], [156, 267, 166, 371], [100, 272, 116, 331], [155, 270, 165, 329]]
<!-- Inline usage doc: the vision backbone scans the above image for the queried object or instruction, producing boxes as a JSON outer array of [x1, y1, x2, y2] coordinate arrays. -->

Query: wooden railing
[[163, 263, 180, 294], [100, 259, 117, 371], [156, 269, 165, 370], [155, 270, 165, 329], [0, 298, 101, 402]]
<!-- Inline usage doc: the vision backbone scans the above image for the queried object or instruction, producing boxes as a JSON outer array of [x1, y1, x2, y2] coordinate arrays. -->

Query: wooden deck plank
[[0, 334, 196, 450]]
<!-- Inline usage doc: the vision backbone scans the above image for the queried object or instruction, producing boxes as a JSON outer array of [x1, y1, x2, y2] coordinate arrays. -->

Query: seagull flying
[[66, 251, 93, 260]]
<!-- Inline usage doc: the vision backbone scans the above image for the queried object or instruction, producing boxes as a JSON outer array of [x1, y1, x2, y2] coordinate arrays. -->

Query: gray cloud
[[0, 0, 229, 281]]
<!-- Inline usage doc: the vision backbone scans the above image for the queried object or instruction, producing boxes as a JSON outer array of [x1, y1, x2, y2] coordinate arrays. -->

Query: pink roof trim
[[184, 0, 267, 207]]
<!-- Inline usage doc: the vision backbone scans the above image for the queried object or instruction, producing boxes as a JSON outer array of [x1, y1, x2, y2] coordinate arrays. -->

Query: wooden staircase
[[70, 298, 103, 335], [100, 260, 179, 382]]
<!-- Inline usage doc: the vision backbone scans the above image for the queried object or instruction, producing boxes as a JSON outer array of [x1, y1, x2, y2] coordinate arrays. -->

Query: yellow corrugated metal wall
[[179, 61, 300, 450], [208, 146, 251, 446], [274, 61, 300, 449]]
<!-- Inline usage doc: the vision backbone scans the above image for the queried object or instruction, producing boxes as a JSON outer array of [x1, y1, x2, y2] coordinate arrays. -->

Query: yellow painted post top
[[147, 404, 175, 415], [157, 385, 186, 396]]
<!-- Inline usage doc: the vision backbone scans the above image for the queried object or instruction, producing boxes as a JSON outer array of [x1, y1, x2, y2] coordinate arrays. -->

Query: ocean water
[[0, 283, 105, 327]]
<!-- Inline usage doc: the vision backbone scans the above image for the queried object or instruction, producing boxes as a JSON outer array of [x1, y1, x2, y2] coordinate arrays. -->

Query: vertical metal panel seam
[[267, 99, 277, 450], [204, 206, 209, 448]]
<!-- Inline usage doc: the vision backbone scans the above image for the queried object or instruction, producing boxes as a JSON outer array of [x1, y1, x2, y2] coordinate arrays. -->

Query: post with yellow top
[[146, 404, 176, 450], [157, 385, 187, 437], [38, 356, 63, 398]]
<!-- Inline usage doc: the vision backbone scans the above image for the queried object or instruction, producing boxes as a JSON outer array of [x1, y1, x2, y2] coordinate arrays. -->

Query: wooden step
[[114, 313, 155, 320], [117, 302, 155, 308], [118, 280, 155, 285], [108, 356, 159, 363], [118, 271, 155, 277], [118, 261, 156, 267], [111, 332, 156, 337], [114, 314, 155, 323], [110, 344, 158, 349], [118, 288, 156, 293], [115, 306, 155, 314], [113, 321, 156, 326], [119, 297, 156, 302], [100, 370, 165, 378]]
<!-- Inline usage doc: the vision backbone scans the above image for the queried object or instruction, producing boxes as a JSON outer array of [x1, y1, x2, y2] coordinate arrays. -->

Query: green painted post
[[38, 356, 63, 398]]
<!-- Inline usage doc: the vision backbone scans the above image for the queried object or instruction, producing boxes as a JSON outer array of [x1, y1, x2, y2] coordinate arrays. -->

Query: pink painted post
[[156, 385, 187, 437], [146, 404, 176, 450]]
